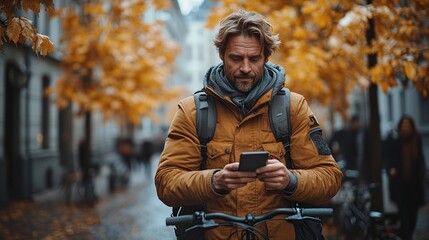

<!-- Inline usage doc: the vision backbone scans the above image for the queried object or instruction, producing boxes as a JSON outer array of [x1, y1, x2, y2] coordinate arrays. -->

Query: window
[[41, 75, 51, 149]]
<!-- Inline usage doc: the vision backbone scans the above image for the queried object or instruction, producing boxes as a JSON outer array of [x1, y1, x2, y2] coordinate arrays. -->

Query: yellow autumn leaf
[[370, 64, 383, 84], [417, 64, 427, 78], [380, 80, 390, 93], [83, 3, 105, 15], [404, 61, 417, 81], [19, 17, 35, 41], [22, 0, 41, 14], [293, 27, 308, 39], [152, 1, 171, 10], [32, 34, 43, 55], [314, 12, 330, 28], [40, 35, 55, 56], [55, 98, 69, 109], [6, 17, 21, 44]]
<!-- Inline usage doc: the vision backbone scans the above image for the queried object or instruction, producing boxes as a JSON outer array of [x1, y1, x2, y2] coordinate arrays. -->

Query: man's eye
[[250, 58, 259, 62]]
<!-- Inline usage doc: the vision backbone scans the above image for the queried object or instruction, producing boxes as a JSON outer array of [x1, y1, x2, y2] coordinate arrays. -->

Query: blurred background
[[0, 0, 428, 239]]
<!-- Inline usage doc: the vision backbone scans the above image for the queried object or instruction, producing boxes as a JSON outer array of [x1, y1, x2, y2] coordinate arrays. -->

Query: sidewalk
[[383, 171, 429, 240], [413, 175, 429, 240], [414, 204, 429, 240], [0, 159, 161, 240]]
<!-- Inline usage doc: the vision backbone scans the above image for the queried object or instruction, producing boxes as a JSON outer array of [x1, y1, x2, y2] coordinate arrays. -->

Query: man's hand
[[213, 163, 257, 192], [256, 159, 290, 191]]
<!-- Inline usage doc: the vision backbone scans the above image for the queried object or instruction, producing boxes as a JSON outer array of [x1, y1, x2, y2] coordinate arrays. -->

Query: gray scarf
[[203, 61, 286, 115]]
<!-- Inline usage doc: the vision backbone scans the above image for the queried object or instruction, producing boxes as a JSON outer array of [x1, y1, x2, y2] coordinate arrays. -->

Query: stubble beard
[[235, 81, 254, 93]]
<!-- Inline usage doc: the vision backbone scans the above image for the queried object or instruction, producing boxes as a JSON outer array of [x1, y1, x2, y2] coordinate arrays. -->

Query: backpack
[[171, 87, 293, 240], [194, 87, 293, 168]]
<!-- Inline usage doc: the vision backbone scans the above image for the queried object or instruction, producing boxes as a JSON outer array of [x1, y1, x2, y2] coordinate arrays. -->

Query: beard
[[233, 74, 257, 93], [235, 81, 254, 93]]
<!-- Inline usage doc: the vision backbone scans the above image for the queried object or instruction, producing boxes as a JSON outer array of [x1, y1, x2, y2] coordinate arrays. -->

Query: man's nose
[[240, 60, 251, 73]]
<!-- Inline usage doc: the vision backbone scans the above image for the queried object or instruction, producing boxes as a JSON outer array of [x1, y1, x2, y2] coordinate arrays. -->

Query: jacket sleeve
[[287, 93, 343, 205], [155, 96, 224, 207]]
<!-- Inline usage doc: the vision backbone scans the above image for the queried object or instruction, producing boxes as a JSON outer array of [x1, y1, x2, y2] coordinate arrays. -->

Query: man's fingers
[[256, 160, 285, 174], [225, 162, 240, 171], [258, 176, 285, 183]]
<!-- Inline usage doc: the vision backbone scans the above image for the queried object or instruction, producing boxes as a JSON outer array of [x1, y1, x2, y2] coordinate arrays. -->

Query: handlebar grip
[[166, 215, 194, 226], [301, 208, 333, 217]]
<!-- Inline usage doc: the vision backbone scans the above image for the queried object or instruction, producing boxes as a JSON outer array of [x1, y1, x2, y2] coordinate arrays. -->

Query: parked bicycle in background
[[330, 160, 401, 240]]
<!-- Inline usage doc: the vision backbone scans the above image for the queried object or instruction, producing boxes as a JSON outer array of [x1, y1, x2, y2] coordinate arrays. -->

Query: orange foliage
[[206, 0, 429, 116], [47, 0, 181, 125], [0, 0, 55, 55]]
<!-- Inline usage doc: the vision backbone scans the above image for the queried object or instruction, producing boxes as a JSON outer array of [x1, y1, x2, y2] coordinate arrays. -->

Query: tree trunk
[[366, 0, 383, 212]]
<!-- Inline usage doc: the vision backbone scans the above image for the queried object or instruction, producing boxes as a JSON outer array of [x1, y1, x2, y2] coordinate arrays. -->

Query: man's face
[[220, 35, 267, 93]]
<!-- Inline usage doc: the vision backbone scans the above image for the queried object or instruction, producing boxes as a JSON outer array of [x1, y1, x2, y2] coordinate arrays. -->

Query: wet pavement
[[0, 156, 176, 240]]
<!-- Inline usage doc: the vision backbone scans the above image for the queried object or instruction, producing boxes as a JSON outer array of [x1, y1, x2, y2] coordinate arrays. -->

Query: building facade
[[0, 0, 187, 206]]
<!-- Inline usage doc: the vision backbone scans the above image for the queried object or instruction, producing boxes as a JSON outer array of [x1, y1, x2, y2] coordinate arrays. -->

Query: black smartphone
[[238, 151, 269, 171]]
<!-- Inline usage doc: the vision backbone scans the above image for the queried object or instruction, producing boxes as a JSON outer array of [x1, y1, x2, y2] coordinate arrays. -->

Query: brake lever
[[287, 215, 321, 222], [186, 211, 219, 232], [186, 221, 219, 232], [284, 208, 321, 223]]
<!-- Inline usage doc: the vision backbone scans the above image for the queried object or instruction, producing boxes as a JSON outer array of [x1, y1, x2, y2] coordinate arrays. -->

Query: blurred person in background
[[330, 115, 369, 182], [384, 115, 426, 240], [140, 139, 155, 182]]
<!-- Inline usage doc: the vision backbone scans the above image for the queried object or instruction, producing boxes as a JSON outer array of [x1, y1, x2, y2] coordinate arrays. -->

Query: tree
[[47, 0, 180, 125], [0, 0, 54, 55], [207, 0, 429, 211], [46, 0, 180, 203], [207, 0, 429, 118]]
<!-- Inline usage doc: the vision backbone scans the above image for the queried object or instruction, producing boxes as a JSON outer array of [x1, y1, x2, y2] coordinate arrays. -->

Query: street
[[0, 156, 176, 240], [82, 165, 176, 240]]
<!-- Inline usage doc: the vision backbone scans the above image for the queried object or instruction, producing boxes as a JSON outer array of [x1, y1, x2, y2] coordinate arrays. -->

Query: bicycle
[[333, 160, 401, 240], [61, 165, 99, 207], [166, 207, 333, 240]]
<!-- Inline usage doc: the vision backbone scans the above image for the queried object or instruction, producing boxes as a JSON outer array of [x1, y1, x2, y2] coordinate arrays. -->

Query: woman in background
[[385, 115, 426, 240]]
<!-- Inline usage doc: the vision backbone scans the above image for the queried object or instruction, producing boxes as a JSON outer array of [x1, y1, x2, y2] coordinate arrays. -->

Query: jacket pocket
[[262, 142, 286, 165], [206, 141, 233, 169]]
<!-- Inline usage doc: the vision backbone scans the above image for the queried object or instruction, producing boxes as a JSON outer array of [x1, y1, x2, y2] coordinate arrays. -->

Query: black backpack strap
[[270, 88, 292, 168], [194, 90, 216, 170]]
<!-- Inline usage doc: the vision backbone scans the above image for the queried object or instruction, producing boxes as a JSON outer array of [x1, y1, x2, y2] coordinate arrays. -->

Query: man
[[331, 115, 369, 182], [155, 10, 342, 240]]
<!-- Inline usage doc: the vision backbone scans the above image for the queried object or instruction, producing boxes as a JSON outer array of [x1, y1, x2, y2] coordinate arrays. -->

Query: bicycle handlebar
[[301, 208, 333, 217], [166, 207, 333, 226], [166, 214, 194, 226]]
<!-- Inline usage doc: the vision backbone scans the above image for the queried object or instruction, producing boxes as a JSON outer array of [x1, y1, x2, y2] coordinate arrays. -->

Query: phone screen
[[238, 151, 269, 171]]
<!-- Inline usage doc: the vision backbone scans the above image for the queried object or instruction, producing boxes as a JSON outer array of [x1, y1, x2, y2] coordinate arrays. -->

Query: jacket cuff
[[282, 171, 298, 196], [211, 170, 230, 195]]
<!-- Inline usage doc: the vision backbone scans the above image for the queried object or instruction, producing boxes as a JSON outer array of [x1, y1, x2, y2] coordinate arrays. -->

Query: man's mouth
[[235, 76, 254, 82]]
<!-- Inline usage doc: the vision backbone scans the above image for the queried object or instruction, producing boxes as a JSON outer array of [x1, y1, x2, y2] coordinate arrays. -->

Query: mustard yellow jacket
[[155, 87, 343, 240]]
